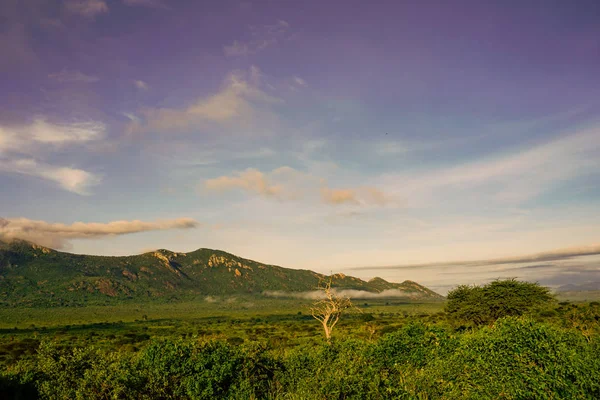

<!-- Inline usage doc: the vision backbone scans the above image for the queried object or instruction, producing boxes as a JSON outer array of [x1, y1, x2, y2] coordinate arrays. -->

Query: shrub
[[446, 279, 554, 326], [371, 323, 459, 370], [414, 317, 600, 399], [2, 317, 599, 399], [280, 339, 411, 399]]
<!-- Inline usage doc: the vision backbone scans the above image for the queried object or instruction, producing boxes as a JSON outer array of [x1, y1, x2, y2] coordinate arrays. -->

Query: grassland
[[2, 284, 600, 399], [0, 298, 445, 363]]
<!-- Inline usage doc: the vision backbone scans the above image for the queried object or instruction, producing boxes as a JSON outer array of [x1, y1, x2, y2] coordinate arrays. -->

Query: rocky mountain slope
[[0, 239, 442, 306]]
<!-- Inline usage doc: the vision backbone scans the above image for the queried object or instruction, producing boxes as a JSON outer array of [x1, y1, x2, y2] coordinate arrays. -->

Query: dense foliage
[[1, 277, 598, 399], [446, 279, 555, 326], [1, 317, 599, 399]]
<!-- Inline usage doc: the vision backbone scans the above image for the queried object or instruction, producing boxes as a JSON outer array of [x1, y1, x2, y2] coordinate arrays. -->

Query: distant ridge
[[556, 282, 600, 292], [0, 239, 443, 306]]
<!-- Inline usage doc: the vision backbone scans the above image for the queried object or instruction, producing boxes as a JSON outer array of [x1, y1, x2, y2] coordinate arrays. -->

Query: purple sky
[[1, 0, 600, 293]]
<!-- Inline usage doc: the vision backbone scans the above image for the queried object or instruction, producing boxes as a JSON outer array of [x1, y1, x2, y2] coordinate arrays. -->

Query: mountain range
[[0, 239, 442, 307], [556, 282, 600, 292]]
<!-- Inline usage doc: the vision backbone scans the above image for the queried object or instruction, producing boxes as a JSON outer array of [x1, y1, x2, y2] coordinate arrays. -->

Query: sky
[[1, 0, 599, 293]]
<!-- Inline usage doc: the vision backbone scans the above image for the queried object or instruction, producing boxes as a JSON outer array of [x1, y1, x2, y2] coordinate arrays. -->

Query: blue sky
[[1, 0, 599, 293]]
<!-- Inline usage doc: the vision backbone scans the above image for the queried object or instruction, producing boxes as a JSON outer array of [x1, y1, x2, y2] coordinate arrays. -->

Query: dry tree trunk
[[310, 277, 354, 343]]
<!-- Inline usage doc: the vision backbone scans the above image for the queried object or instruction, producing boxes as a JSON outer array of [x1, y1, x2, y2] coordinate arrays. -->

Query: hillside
[[0, 239, 442, 306]]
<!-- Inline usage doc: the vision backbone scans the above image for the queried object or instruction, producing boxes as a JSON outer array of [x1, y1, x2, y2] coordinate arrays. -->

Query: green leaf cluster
[[2, 318, 599, 399], [446, 279, 554, 326]]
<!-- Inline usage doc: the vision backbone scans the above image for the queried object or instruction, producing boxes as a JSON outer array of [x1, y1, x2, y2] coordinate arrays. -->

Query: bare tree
[[310, 277, 354, 343]]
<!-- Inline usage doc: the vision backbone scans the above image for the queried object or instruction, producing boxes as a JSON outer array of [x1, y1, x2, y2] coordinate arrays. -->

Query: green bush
[[132, 339, 278, 399], [371, 323, 459, 370], [280, 339, 398, 399], [414, 317, 600, 399], [2, 317, 599, 399], [446, 279, 554, 326], [1, 339, 281, 400]]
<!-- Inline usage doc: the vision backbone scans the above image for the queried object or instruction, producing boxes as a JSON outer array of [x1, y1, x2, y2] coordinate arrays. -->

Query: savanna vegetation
[[1, 279, 599, 399]]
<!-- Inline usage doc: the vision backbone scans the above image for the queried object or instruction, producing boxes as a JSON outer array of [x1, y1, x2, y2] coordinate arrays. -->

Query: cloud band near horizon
[[351, 244, 600, 272], [0, 217, 199, 249]]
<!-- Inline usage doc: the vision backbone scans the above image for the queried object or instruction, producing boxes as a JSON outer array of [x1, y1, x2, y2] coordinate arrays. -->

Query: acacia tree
[[310, 278, 354, 343], [446, 279, 554, 326]]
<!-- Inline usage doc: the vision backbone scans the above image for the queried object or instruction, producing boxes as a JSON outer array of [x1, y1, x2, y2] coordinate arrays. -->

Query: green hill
[[0, 239, 442, 306]]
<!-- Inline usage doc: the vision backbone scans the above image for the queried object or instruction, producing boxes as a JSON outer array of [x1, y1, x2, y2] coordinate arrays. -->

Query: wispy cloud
[[64, 0, 109, 18], [224, 20, 290, 56], [352, 243, 600, 271], [0, 118, 104, 152], [320, 185, 390, 206], [320, 187, 358, 205], [382, 125, 600, 205], [0, 217, 199, 249], [203, 166, 306, 200], [373, 141, 411, 156], [204, 166, 392, 206], [48, 69, 99, 83], [132, 67, 281, 133], [283, 76, 308, 92], [205, 168, 285, 199], [364, 187, 390, 206], [292, 76, 307, 87], [0, 158, 101, 195], [0, 118, 105, 194], [133, 79, 149, 90], [171, 147, 275, 167], [203, 166, 307, 201]]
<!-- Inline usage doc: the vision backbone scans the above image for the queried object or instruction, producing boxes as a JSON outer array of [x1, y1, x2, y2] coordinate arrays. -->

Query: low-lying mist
[[263, 288, 413, 300]]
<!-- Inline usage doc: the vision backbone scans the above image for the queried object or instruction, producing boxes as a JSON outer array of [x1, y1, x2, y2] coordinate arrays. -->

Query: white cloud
[[0, 118, 105, 194], [223, 41, 252, 57], [205, 168, 284, 198], [48, 69, 99, 83], [133, 80, 149, 90], [320, 187, 358, 205], [204, 166, 391, 206], [0, 158, 101, 195], [224, 20, 290, 57], [203, 166, 308, 199], [293, 76, 306, 86], [122, 112, 140, 123], [0, 118, 104, 153], [354, 243, 600, 271], [0, 217, 199, 249], [204, 166, 313, 200], [133, 67, 281, 133], [320, 186, 391, 206], [64, 0, 109, 18], [285, 76, 308, 92], [381, 126, 600, 205]]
